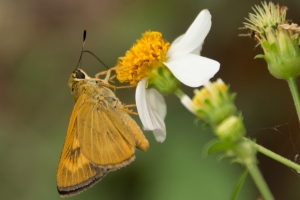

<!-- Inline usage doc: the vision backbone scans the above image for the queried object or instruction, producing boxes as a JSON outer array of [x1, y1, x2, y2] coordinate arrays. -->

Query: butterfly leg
[[96, 66, 138, 85], [115, 85, 136, 89], [113, 99, 138, 115], [96, 67, 138, 90], [95, 69, 111, 83], [93, 70, 119, 91], [95, 66, 120, 80], [96, 81, 117, 91], [117, 107, 138, 115], [122, 104, 136, 108], [119, 104, 138, 115], [108, 75, 116, 83]]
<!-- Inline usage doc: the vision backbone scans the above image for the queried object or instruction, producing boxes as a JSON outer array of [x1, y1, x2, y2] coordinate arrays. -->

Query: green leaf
[[231, 169, 248, 200], [202, 122, 210, 129], [254, 54, 265, 59], [230, 92, 237, 101], [202, 139, 233, 156], [193, 118, 199, 125]]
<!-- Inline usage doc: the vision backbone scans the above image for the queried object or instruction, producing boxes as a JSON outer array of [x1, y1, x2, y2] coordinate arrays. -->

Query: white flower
[[136, 9, 220, 142]]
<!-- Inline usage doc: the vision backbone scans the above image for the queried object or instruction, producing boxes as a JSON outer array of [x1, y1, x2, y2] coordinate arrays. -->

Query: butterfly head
[[68, 68, 90, 90]]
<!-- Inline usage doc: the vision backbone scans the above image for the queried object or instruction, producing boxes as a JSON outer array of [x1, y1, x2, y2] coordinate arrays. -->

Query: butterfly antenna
[[75, 30, 109, 70], [83, 50, 109, 69], [75, 29, 87, 69]]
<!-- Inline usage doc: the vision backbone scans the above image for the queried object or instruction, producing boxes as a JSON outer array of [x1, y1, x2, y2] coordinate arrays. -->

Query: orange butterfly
[[56, 32, 149, 197]]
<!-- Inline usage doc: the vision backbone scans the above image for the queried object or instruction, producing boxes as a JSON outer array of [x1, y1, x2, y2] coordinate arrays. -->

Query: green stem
[[287, 77, 300, 121], [245, 138, 300, 172], [173, 88, 185, 99], [247, 164, 274, 200]]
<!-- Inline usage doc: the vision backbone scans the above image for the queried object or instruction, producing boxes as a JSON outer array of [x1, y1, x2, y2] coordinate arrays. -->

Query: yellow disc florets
[[116, 31, 170, 85], [193, 80, 228, 108]]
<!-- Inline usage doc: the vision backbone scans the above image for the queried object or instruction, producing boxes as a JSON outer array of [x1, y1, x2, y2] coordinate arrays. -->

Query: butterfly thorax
[[68, 68, 117, 103]]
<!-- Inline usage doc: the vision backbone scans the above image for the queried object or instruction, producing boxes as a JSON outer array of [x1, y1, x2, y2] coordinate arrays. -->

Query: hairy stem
[[247, 164, 274, 200], [287, 77, 300, 121], [245, 138, 300, 172]]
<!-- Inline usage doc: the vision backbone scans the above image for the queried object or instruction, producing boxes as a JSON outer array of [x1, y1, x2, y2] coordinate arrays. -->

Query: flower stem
[[173, 88, 185, 98], [245, 138, 300, 172], [247, 164, 274, 200], [287, 77, 300, 121]]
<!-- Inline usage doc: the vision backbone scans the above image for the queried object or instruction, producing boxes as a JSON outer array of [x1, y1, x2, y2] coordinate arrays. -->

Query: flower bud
[[256, 26, 300, 80], [215, 116, 245, 142], [192, 79, 236, 126]]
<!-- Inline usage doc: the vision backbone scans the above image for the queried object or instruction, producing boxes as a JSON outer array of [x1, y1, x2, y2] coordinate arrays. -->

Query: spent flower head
[[115, 10, 220, 142], [243, 1, 300, 80]]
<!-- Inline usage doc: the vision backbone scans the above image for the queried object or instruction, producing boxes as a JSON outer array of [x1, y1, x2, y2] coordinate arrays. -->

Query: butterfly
[[56, 31, 149, 197]]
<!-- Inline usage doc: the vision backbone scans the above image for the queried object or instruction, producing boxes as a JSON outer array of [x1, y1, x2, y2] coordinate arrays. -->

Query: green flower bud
[[215, 116, 245, 142], [192, 79, 236, 126], [256, 27, 300, 80]]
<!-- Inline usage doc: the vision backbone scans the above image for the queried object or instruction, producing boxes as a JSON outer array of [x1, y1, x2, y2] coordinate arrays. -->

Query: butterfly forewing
[[57, 95, 110, 197], [77, 98, 136, 167]]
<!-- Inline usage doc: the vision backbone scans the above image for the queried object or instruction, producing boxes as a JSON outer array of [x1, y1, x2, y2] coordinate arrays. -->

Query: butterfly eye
[[75, 70, 85, 79]]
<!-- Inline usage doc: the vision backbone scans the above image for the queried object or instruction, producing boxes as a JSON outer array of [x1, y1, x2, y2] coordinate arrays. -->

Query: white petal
[[180, 94, 197, 115], [169, 34, 203, 55], [164, 54, 220, 87], [146, 88, 167, 120], [167, 9, 211, 57], [170, 34, 183, 47], [190, 42, 203, 55], [153, 129, 166, 143], [136, 78, 167, 142], [167, 34, 183, 55]]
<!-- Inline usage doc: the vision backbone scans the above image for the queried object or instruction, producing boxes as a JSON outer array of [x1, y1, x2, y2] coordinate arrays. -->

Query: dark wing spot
[[69, 147, 81, 163]]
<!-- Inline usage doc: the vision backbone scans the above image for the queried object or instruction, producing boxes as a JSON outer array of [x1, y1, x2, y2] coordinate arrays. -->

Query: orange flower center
[[116, 31, 170, 85]]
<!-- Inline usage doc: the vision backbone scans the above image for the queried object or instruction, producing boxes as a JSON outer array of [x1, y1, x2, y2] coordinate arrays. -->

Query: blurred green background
[[1, 0, 300, 199]]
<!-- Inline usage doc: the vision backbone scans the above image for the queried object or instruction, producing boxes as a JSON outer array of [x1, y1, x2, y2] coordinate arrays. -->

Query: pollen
[[116, 31, 170, 85]]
